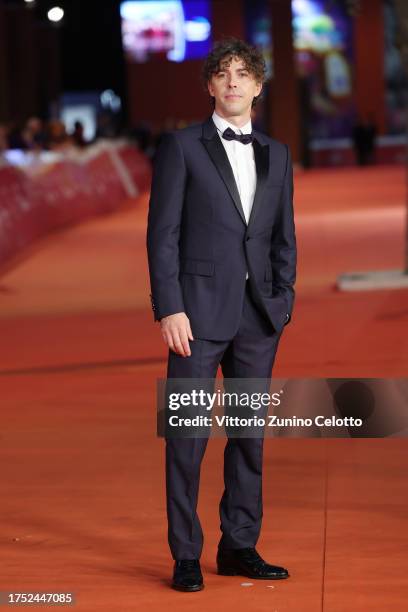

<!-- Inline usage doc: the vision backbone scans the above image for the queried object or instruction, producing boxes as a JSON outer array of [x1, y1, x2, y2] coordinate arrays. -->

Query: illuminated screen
[[292, 0, 354, 139], [120, 0, 211, 63]]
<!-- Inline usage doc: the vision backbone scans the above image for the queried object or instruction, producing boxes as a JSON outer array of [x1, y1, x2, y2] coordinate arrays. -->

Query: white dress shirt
[[212, 110, 257, 279]]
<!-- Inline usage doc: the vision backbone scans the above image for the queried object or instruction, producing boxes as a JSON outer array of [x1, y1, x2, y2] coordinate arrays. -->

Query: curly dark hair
[[201, 38, 267, 108]]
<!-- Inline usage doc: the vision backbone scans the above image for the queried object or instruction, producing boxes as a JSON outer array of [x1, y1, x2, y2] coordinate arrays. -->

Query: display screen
[[120, 0, 211, 63], [292, 0, 354, 139]]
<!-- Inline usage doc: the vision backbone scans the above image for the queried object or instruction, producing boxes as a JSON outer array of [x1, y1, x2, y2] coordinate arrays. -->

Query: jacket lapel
[[200, 117, 247, 226], [247, 137, 270, 230], [200, 117, 270, 229]]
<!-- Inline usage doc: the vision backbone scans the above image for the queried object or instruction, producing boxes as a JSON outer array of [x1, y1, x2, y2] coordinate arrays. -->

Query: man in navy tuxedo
[[147, 38, 296, 592]]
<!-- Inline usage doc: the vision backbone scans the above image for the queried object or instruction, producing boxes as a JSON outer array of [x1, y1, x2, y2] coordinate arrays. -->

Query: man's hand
[[160, 312, 194, 357]]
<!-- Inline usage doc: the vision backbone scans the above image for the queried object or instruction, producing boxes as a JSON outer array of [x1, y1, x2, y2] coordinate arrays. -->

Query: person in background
[[352, 114, 378, 165], [70, 121, 88, 148], [21, 117, 47, 151], [47, 120, 70, 152]]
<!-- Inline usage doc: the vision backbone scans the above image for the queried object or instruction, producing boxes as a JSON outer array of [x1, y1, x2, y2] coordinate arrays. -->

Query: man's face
[[207, 55, 262, 118]]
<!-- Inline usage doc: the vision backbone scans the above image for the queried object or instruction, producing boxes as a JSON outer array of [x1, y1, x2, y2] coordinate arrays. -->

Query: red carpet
[[1, 165, 407, 610]]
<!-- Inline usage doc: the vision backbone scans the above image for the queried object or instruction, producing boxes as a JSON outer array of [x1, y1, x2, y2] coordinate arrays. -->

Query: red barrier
[[117, 145, 152, 193], [0, 165, 44, 263], [85, 150, 128, 212], [0, 143, 151, 268]]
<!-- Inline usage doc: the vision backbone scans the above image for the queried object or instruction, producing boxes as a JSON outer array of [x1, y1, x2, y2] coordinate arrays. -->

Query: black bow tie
[[222, 127, 254, 145]]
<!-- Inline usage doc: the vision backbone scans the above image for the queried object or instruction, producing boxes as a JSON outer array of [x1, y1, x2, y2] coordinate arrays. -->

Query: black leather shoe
[[217, 547, 289, 580], [172, 559, 204, 592]]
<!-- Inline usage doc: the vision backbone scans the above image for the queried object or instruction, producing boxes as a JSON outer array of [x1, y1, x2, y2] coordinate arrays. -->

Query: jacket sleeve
[[146, 132, 187, 321], [270, 144, 297, 324]]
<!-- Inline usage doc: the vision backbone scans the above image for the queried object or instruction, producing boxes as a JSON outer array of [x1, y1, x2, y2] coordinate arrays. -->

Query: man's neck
[[214, 109, 251, 129]]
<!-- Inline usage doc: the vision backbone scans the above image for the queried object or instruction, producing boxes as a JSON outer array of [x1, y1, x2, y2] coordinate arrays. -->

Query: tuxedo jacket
[[146, 115, 297, 341]]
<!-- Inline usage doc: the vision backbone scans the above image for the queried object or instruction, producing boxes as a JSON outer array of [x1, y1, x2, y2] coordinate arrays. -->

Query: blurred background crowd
[[0, 116, 94, 152], [0, 0, 406, 166]]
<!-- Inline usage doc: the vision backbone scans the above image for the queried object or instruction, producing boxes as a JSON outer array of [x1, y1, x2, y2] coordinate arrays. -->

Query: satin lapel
[[247, 138, 270, 230], [200, 120, 247, 226]]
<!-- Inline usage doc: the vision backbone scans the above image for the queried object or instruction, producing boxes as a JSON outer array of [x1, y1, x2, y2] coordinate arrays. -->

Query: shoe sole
[[217, 568, 289, 580], [172, 583, 204, 592]]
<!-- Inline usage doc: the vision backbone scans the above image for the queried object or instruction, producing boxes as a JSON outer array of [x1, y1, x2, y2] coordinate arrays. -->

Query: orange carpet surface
[[1, 165, 407, 610]]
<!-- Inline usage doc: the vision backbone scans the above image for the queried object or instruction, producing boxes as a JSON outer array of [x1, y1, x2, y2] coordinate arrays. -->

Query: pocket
[[180, 258, 215, 277]]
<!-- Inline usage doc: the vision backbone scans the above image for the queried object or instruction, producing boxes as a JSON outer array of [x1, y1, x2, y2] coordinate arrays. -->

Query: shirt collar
[[212, 110, 252, 136]]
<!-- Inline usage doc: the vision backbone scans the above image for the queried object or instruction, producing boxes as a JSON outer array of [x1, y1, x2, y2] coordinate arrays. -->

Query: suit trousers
[[165, 280, 282, 560]]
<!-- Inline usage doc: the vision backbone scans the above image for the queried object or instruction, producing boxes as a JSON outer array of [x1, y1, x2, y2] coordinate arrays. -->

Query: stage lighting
[[100, 90, 122, 113], [47, 7, 64, 23]]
